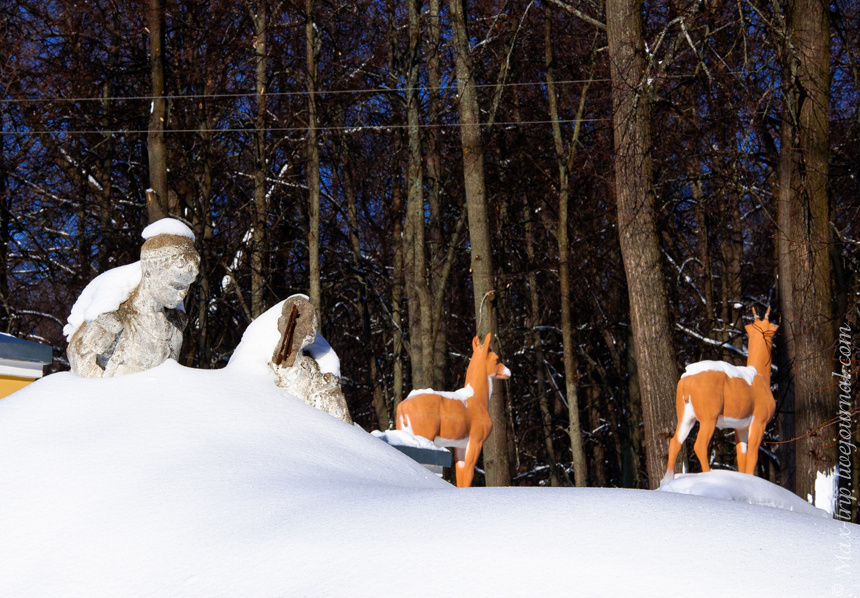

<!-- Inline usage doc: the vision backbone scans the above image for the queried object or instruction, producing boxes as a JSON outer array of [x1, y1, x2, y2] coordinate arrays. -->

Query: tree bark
[[447, 0, 510, 486], [305, 0, 321, 312], [250, 0, 268, 318], [778, 0, 836, 505], [606, 0, 678, 488], [146, 0, 168, 223]]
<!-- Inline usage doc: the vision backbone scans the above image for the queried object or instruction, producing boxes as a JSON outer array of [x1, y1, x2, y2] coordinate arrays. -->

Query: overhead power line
[[0, 78, 611, 105], [0, 118, 614, 137]]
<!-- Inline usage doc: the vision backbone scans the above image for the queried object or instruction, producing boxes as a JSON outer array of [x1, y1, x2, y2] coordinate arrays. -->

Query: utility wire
[[1, 65, 857, 105], [0, 78, 611, 105], [0, 118, 614, 136]]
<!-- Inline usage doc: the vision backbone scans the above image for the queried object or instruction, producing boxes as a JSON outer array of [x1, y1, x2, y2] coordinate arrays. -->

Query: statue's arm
[[68, 313, 123, 377]]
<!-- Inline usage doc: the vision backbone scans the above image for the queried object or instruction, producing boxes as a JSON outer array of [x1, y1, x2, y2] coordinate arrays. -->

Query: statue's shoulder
[[86, 311, 124, 336]]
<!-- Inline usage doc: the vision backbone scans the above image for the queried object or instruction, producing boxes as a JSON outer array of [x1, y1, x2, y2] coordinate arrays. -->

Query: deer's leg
[[453, 447, 467, 486], [456, 423, 491, 488], [745, 420, 764, 475], [664, 399, 697, 485], [693, 418, 717, 473], [734, 427, 750, 473]]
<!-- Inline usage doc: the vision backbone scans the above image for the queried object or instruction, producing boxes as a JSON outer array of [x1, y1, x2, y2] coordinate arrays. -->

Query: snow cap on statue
[[140, 218, 196, 260]]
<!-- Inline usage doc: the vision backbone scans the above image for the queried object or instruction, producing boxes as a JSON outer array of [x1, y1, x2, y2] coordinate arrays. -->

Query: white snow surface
[[681, 360, 758, 386], [0, 342, 855, 596], [62, 262, 142, 341], [141, 217, 195, 241], [812, 467, 838, 516], [227, 298, 340, 378], [371, 428, 449, 451], [658, 471, 830, 518], [406, 383, 474, 403]]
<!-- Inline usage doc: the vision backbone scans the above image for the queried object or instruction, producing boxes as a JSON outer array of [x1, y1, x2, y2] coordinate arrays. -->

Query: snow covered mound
[[0, 350, 854, 596], [658, 470, 829, 517]]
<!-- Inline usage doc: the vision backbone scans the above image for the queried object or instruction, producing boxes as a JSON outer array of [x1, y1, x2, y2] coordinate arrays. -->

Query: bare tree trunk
[[778, 0, 836, 506], [545, 7, 589, 487], [305, 0, 321, 312], [340, 131, 390, 429], [387, 0, 405, 413], [404, 0, 430, 389], [447, 0, 510, 486], [691, 174, 715, 339], [525, 200, 560, 487], [146, 0, 168, 223], [777, 40, 798, 492], [0, 115, 8, 328], [250, 0, 268, 318], [721, 189, 743, 356], [426, 0, 448, 390], [606, 0, 678, 488]]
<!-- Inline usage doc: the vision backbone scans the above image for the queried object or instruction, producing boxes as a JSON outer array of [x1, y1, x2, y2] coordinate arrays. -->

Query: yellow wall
[[0, 375, 36, 399]]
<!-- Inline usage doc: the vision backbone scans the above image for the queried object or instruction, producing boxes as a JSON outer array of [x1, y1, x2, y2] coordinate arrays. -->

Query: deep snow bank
[[0, 305, 855, 597]]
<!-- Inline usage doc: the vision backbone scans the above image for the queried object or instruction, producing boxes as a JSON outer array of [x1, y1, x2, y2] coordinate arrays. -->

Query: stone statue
[[271, 295, 352, 424], [67, 219, 199, 378]]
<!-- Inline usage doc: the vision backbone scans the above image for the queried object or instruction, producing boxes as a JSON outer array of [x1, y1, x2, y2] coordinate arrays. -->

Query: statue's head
[[139, 219, 200, 309]]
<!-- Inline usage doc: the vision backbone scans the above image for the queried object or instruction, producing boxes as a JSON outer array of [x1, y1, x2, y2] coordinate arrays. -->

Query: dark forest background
[[1, 0, 857, 515]]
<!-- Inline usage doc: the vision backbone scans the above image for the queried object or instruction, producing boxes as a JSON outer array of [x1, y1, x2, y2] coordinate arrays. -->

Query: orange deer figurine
[[663, 307, 778, 485], [396, 333, 511, 488]]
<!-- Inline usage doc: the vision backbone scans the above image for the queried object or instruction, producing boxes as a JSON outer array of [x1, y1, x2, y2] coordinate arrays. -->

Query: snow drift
[[0, 303, 855, 597]]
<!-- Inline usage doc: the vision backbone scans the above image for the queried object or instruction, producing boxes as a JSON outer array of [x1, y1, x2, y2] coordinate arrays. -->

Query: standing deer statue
[[396, 333, 511, 488], [663, 307, 778, 485]]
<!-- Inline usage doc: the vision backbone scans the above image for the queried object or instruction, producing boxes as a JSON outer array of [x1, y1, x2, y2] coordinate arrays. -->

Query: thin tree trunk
[[426, 0, 448, 390], [545, 8, 590, 486], [525, 200, 560, 487], [405, 0, 430, 389], [447, 0, 510, 486], [691, 175, 715, 341], [0, 114, 8, 328], [146, 0, 168, 223], [305, 0, 321, 312], [387, 0, 405, 413], [250, 1, 268, 318], [341, 131, 390, 429], [606, 0, 678, 488]]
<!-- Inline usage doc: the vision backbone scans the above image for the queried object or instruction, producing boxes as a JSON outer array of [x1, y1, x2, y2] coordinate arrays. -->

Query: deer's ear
[[473, 336, 481, 351], [483, 333, 492, 350]]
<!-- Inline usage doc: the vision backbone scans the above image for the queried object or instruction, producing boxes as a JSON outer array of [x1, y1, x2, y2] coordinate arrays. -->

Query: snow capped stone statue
[[65, 218, 199, 378], [270, 295, 352, 424]]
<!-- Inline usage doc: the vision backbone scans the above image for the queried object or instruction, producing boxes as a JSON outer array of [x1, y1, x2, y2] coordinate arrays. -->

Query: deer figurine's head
[[746, 306, 779, 347], [745, 306, 779, 378], [472, 333, 511, 381]]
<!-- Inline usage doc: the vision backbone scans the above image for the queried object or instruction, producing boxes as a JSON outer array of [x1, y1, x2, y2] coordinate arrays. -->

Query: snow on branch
[[676, 322, 746, 357]]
